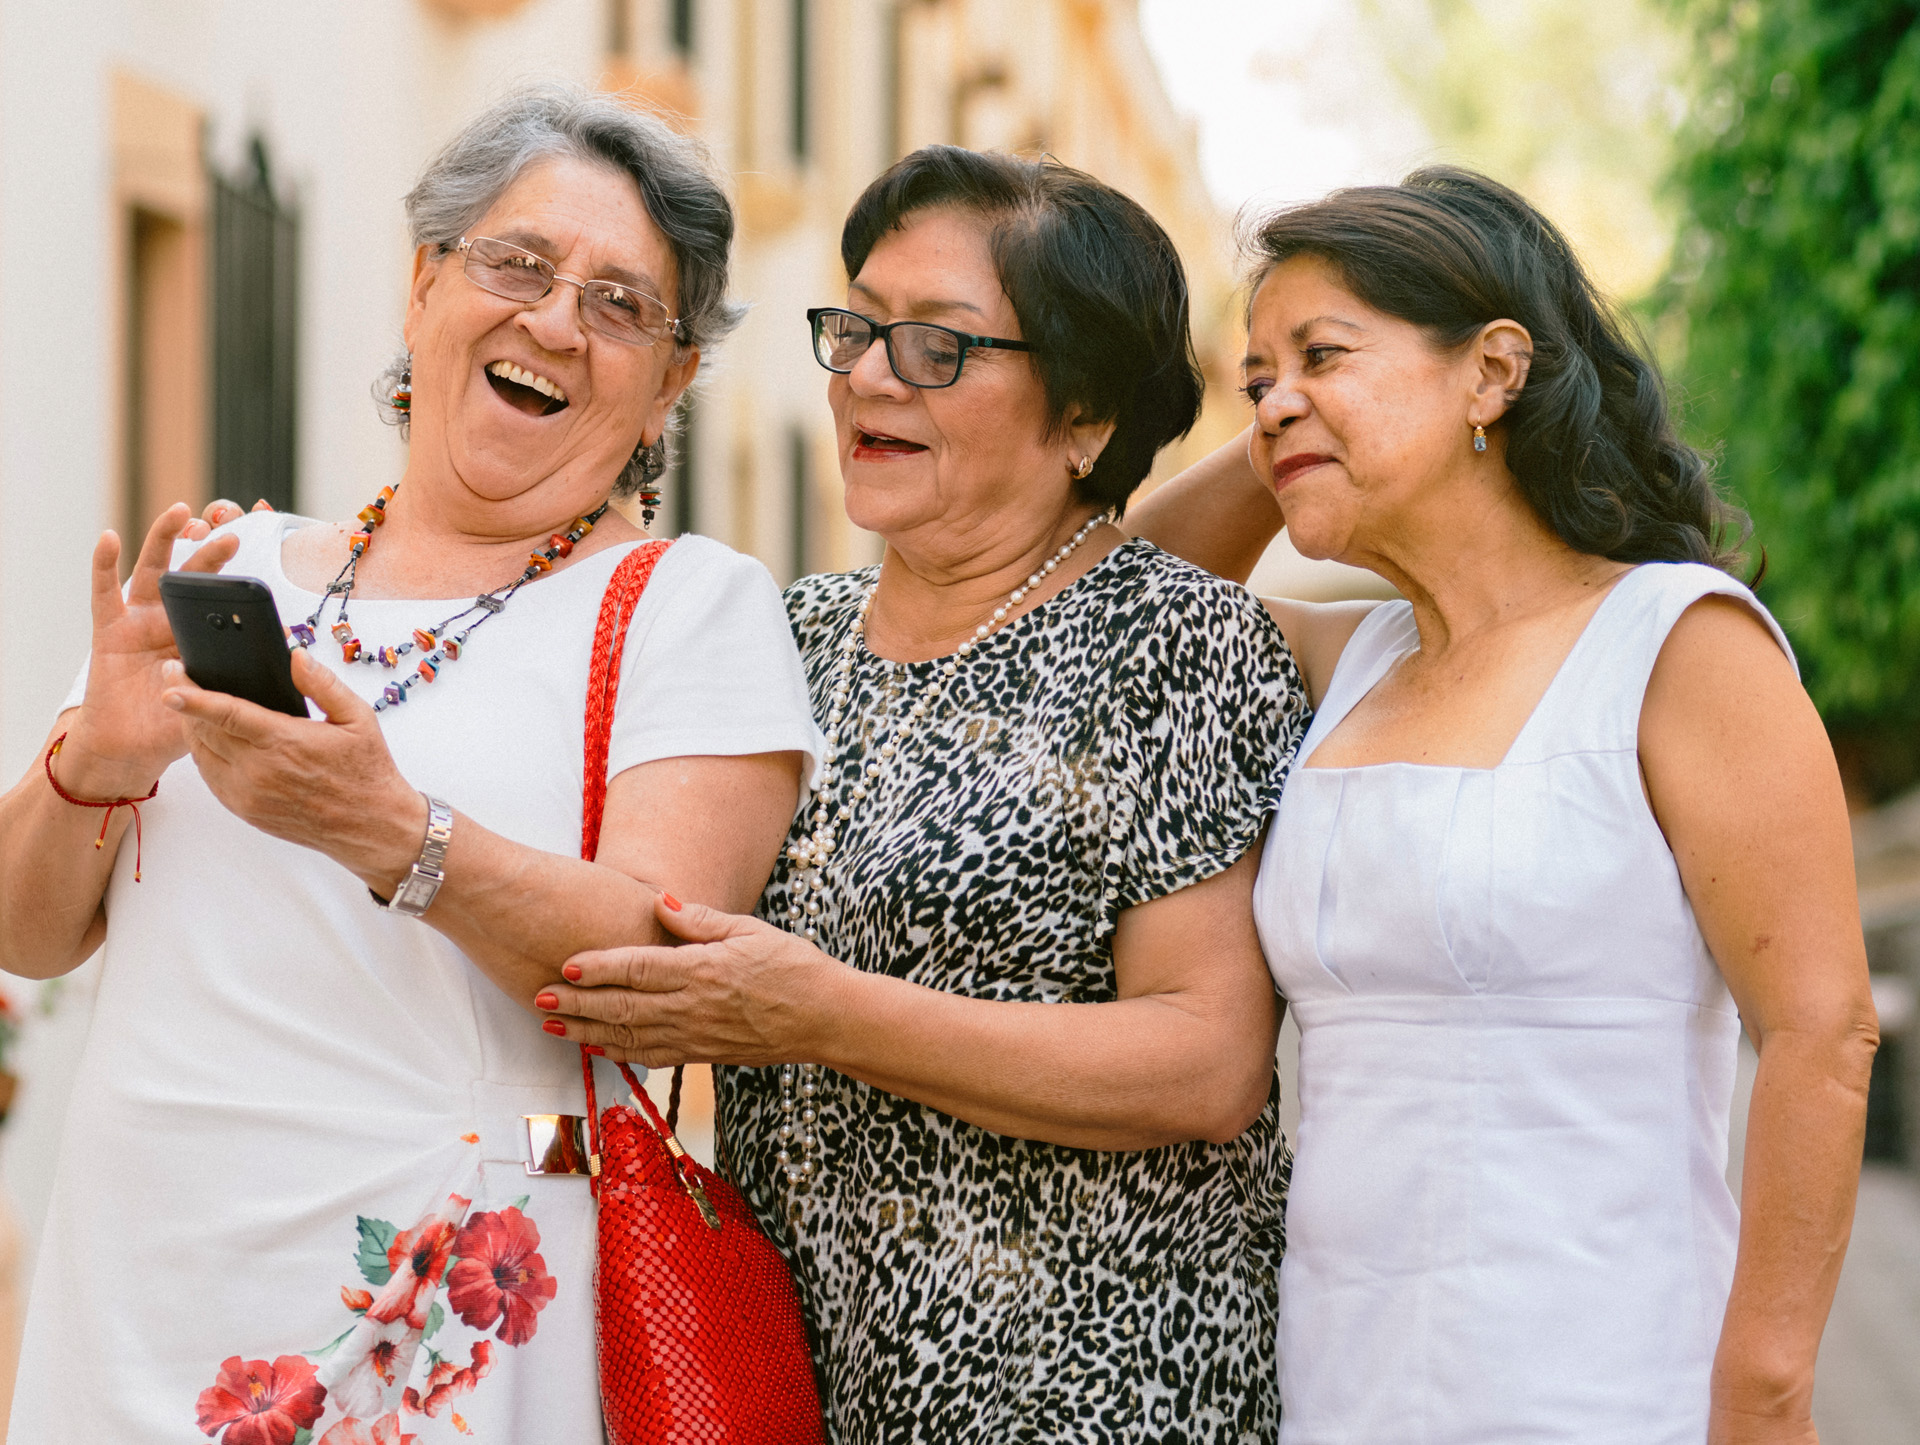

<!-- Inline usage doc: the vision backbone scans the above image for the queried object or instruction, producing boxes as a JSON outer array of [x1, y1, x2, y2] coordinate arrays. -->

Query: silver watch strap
[[387, 795, 453, 917]]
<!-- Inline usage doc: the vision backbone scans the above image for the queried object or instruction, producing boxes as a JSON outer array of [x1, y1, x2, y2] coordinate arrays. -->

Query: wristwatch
[[375, 795, 454, 917]]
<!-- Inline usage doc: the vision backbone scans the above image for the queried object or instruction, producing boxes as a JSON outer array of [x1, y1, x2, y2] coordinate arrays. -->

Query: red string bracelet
[[43, 733, 159, 882]]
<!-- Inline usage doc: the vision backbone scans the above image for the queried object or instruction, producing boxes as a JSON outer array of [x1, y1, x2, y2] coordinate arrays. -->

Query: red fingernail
[[663, 892, 682, 911], [542, 1019, 567, 1037], [535, 992, 559, 1011], [587, 1044, 606, 1056], [562, 964, 583, 982]]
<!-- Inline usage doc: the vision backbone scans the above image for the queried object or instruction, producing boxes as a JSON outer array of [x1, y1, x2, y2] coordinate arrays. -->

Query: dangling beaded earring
[[1472, 424, 1487, 453], [634, 436, 668, 528], [391, 355, 412, 415]]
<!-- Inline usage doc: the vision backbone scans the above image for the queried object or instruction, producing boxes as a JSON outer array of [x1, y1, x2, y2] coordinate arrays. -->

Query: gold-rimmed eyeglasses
[[456, 236, 683, 347]]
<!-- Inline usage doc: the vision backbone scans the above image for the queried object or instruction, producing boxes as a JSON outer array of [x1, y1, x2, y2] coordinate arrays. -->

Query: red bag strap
[[577, 540, 672, 1191], [581, 540, 672, 865]]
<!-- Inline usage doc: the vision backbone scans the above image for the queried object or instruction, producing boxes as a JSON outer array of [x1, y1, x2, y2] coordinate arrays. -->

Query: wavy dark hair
[[1245, 166, 1746, 570], [841, 146, 1204, 512]]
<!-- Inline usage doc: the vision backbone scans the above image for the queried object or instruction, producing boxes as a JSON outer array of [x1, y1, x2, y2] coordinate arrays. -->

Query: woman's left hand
[[536, 896, 844, 1067], [162, 649, 425, 889]]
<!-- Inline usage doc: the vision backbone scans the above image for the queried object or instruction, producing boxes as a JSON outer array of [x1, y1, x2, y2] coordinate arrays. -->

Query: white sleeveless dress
[[1253, 562, 1793, 1444]]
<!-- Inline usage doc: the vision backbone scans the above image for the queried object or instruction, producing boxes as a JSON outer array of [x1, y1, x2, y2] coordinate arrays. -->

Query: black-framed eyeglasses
[[807, 307, 1033, 389], [457, 236, 683, 347]]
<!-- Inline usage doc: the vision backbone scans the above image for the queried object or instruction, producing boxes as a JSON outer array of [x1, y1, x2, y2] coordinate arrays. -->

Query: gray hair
[[374, 82, 743, 496]]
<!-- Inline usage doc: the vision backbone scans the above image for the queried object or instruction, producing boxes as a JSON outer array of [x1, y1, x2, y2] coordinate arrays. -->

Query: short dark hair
[[840, 146, 1204, 511], [1244, 166, 1746, 570]]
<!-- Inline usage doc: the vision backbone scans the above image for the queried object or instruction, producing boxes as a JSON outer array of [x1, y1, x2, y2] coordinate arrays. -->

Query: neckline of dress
[[851, 535, 1140, 672], [265, 511, 650, 608], [1296, 564, 1642, 777]]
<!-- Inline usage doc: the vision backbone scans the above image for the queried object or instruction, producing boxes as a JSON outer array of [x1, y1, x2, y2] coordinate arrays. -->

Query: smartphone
[[158, 573, 311, 718]]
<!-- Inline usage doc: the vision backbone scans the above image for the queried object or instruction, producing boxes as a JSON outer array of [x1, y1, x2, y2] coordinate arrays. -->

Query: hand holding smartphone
[[158, 573, 311, 718]]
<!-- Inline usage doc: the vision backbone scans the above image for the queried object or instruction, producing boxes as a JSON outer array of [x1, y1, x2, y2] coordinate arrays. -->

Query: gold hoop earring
[[1472, 424, 1487, 454], [1071, 456, 1095, 480]]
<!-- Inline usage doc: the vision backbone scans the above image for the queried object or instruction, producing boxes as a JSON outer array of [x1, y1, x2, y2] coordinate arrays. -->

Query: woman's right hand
[[56, 505, 240, 798]]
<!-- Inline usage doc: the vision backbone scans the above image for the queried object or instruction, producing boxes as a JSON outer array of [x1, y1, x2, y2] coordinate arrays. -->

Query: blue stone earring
[[1473, 424, 1487, 453]]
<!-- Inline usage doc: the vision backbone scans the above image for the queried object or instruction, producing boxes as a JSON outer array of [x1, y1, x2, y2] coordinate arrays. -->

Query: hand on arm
[[1640, 596, 1879, 1445], [538, 845, 1280, 1151], [162, 648, 803, 1006], [0, 506, 238, 978]]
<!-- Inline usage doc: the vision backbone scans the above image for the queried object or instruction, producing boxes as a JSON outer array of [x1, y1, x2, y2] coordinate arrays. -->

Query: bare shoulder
[[1640, 591, 1827, 822], [1261, 597, 1382, 709], [1643, 593, 1800, 728]]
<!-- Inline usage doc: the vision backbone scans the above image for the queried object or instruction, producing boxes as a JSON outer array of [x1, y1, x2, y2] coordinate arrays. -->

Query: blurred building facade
[[0, 0, 1244, 781], [0, 0, 1241, 1394]]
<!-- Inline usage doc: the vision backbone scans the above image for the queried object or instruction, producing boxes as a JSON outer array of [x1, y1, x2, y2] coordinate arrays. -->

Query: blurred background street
[[2, 0, 1918, 1436]]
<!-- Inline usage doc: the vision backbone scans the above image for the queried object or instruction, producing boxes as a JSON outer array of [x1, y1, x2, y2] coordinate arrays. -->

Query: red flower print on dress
[[317, 1413, 418, 1445], [402, 1340, 494, 1418], [366, 1194, 469, 1330], [327, 1314, 418, 1422], [446, 1208, 557, 1346], [195, 1355, 327, 1445]]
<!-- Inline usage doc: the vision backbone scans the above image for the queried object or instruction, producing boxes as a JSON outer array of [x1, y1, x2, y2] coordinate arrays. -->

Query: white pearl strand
[[773, 511, 1108, 1191]]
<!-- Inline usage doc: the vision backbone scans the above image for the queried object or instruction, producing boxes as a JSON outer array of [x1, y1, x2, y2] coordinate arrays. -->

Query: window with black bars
[[789, 425, 810, 583], [790, 0, 811, 162], [668, 400, 698, 537], [210, 137, 299, 514]]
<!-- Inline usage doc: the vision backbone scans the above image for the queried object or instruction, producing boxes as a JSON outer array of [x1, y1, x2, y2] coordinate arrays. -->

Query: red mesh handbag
[[578, 541, 826, 1445]]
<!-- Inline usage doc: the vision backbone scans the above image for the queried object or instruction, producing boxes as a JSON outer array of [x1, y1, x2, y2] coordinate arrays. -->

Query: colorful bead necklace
[[289, 484, 610, 712]]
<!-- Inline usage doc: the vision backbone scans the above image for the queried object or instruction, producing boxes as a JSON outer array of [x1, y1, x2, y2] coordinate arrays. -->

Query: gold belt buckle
[[522, 1114, 590, 1176]]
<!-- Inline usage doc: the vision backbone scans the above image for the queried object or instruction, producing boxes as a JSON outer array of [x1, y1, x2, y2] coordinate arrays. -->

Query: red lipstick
[[850, 426, 929, 461], [1271, 452, 1335, 491]]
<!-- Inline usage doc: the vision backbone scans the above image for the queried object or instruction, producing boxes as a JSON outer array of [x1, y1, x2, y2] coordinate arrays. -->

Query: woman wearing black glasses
[[539, 147, 1310, 1443]]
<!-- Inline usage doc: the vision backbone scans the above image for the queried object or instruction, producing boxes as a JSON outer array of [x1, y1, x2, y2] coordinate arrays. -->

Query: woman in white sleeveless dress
[[1134, 168, 1879, 1443]]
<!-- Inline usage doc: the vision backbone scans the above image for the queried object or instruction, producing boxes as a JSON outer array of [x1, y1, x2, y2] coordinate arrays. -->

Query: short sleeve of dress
[[1107, 562, 1310, 911], [606, 536, 826, 785]]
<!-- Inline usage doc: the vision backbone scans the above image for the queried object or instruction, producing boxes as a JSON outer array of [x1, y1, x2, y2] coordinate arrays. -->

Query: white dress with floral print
[[9, 512, 822, 1445]]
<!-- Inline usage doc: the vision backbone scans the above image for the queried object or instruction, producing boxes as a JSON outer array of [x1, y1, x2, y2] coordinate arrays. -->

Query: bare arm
[[0, 509, 238, 979], [1127, 430, 1378, 708], [540, 845, 1280, 1150], [1640, 595, 1878, 1445], [1263, 598, 1379, 710], [163, 649, 801, 1006], [1127, 425, 1283, 584]]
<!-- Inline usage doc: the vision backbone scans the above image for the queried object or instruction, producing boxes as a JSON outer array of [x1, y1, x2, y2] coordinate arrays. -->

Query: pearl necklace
[[773, 512, 1107, 1192]]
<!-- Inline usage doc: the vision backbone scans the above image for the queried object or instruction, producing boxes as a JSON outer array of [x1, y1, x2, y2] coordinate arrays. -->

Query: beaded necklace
[[773, 511, 1107, 1191], [288, 484, 611, 712]]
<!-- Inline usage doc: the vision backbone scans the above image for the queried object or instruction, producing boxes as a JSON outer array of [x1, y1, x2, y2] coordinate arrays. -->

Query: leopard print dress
[[715, 538, 1311, 1444]]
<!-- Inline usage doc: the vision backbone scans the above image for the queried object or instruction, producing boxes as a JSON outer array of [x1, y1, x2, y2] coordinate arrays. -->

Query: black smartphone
[[158, 573, 311, 718]]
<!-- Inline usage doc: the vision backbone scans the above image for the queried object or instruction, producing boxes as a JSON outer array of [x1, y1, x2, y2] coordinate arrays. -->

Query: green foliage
[[1661, 0, 1920, 788], [1364, 0, 1686, 297]]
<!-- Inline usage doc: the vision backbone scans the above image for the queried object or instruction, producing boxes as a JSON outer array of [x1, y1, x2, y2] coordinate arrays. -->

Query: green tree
[[1363, 0, 1686, 298], [1660, 0, 1920, 798]]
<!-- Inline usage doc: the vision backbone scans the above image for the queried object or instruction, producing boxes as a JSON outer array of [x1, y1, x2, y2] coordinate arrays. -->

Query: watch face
[[394, 870, 441, 915]]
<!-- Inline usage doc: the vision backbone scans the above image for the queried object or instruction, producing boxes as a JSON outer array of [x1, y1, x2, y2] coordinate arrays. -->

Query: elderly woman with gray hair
[[0, 86, 819, 1443]]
